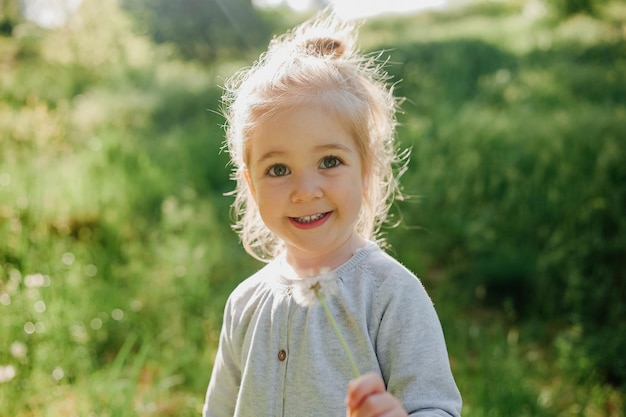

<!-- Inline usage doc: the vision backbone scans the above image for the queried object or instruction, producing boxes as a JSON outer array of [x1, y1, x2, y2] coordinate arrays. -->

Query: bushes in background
[[386, 33, 626, 386]]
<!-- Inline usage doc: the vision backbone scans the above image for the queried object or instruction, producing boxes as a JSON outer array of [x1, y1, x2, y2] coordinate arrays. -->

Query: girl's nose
[[291, 172, 323, 203]]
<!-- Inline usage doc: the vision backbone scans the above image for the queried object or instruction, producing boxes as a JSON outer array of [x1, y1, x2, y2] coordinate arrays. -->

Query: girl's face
[[245, 103, 367, 274]]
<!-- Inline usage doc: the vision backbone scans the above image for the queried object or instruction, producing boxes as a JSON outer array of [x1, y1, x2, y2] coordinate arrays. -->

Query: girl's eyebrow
[[255, 150, 284, 165], [314, 143, 354, 153], [255, 143, 354, 165]]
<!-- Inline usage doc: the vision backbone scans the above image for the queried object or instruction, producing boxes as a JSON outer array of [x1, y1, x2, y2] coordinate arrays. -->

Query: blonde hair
[[222, 12, 406, 262]]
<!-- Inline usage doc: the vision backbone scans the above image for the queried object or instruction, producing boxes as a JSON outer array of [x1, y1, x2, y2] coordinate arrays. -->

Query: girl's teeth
[[295, 213, 325, 223]]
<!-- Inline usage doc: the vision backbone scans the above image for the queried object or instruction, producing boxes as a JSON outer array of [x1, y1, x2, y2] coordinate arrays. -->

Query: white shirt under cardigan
[[203, 242, 462, 417]]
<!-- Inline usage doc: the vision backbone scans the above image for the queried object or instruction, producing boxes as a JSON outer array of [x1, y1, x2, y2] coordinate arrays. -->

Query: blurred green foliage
[[381, 10, 626, 386], [0, 1, 625, 416], [120, 0, 275, 61], [547, 0, 609, 17], [0, 0, 21, 35]]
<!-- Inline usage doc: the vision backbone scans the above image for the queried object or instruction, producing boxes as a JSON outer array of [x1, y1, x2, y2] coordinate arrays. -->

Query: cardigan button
[[278, 349, 287, 361]]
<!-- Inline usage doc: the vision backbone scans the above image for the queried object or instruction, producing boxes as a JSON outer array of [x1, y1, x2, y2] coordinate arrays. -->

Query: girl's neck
[[283, 233, 367, 278]]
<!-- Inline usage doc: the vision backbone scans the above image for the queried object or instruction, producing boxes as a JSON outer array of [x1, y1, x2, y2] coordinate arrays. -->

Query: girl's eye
[[320, 156, 342, 169], [267, 164, 290, 177]]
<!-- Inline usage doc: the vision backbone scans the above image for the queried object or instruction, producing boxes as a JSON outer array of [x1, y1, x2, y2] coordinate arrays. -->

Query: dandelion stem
[[315, 289, 360, 378]]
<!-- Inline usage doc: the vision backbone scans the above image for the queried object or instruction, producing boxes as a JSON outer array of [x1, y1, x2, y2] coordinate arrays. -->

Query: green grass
[[1, 1, 625, 416]]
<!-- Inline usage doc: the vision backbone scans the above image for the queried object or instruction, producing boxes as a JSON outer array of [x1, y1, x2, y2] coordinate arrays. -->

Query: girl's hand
[[345, 373, 408, 417]]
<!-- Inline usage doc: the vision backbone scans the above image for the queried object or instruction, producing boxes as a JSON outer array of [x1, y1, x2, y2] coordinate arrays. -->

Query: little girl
[[203, 12, 462, 417]]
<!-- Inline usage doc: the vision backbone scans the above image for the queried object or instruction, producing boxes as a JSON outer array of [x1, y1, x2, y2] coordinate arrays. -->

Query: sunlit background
[[22, 0, 450, 26], [1, 0, 625, 416], [253, 0, 447, 19]]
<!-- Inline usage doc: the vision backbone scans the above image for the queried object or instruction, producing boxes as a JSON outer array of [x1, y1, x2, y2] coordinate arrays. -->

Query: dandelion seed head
[[0, 365, 16, 384], [34, 300, 46, 313], [291, 269, 338, 307], [24, 273, 45, 288], [90, 317, 103, 330], [84, 264, 97, 277], [70, 323, 89, 344], [62, 252, 75, 266], [35, 322, 45, 333], [10, 342, 27, 359], [111, 308, 124, 321], [23, 322, 36, 335], [0, 172, 10, 187], [291, 281, 319, 307], [51, 367, 64, 382], [130, 299, 143, 312], [0, 293, 10, 306]]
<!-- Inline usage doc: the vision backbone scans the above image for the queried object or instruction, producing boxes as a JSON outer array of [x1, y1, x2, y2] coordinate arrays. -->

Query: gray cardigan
[[203, 242, 462, 416]]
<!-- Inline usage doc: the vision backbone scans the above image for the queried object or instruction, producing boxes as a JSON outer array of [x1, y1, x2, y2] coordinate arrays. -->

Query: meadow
[[1, 1, 624, 416]]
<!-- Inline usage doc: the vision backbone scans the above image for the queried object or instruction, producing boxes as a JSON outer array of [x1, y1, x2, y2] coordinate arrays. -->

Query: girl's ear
[[243, 169, 257, 200]]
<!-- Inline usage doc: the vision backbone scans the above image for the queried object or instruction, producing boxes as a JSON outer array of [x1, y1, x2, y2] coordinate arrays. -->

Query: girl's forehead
[[244, 103, 363, 163]]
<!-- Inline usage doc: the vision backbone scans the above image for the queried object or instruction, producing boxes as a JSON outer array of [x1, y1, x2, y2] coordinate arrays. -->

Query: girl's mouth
[[290, 212, 331, 228]]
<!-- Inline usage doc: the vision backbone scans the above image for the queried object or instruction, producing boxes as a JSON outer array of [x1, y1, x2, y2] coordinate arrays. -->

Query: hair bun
[[303, 37, 345, 58]]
